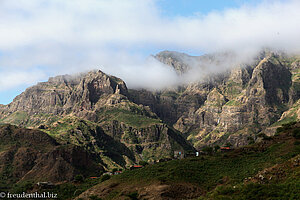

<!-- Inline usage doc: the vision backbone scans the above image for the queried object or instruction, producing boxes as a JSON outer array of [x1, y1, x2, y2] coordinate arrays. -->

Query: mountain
[[1, 50, 300, 199], [2, 51, 300, 152], [0, 70, 194, 169], [130, 51, 300, 148]]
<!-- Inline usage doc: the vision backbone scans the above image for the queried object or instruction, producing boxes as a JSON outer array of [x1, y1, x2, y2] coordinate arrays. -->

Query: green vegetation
[[187, 129, 200, 144], [122, 131, 138, 144], [205, 179, 300, 200], [272, 114, 297, 127], [0, 111, 28, 125], [97, 107, 161, 128], [138, 161, 149, 166], [42, 117, 99, 148], [224, 81, 242, 99], [126, 191, 139, 200], [292, 128, 300, 139], [225, 99, 240, 106], [89, 124, 300, 199], [115, 140, 299, 188], [276, 121, 297, 133], [0, 111, 60, 129], [74, 174, 85, 183], [10, 178, 106, 200], [100, 174, 111, 182], [9, 181, 34, 194]]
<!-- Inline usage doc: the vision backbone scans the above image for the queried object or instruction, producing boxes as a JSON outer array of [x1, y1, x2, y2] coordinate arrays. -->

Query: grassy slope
[[77, 122, 300, 199], [97, 107, 161, 128]]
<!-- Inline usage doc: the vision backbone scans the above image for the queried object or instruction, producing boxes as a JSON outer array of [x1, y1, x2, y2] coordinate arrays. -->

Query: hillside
[[0, 70, 194, 168], [0, 124, 104, 191], [76, 121, 300, 200]]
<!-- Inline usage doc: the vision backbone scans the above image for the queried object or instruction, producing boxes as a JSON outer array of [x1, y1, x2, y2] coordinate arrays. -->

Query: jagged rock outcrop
[[129, 51, 297, 148], [1, 70, 127, 117]]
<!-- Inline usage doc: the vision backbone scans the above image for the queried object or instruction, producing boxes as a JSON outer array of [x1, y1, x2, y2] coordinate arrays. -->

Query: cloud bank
[[1, 0, 300, 93]]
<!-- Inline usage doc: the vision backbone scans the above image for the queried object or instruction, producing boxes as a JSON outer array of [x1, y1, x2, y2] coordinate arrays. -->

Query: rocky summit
[[131, 51, 300, 148]]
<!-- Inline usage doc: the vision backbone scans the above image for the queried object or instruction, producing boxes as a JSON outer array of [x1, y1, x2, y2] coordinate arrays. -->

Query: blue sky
[[158, 0, 246, 16], [0, 0, 299, 105]]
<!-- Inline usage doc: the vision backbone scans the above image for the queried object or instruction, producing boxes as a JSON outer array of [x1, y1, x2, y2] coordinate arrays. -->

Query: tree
[[225, 142, 232, 147], [138, 161, 149, 166], [112, 168, 118, 173]]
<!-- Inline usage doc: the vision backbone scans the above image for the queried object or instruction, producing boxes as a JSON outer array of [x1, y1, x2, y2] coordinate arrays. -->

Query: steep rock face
[[197, 56, 291, 147], [129, 87, 208, 125], [140, 51, 294, 148], [42, 117, 137, 168], [0, 125, 103, 186], [219, 57, 291, 133], [1, 70, 127, 116], [100, 120, 194, 162]]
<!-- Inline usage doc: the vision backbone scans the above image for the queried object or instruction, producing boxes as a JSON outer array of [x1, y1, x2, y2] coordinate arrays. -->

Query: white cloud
[[0, 70, 47, 91], [1, 0, 300, 93]]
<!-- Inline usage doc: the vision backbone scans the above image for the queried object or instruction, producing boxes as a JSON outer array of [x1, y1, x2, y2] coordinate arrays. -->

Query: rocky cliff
[[130, 51, 300, 148]]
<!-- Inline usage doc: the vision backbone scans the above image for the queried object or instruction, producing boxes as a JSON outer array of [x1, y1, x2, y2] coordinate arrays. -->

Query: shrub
[[139, 161, 149, 166], [89, 195, 102, 200], [214, 185, 235, 195], [225, 142, 232, 147], [292, 128, 300, 139], [11, 181, 34, 193], [112, 168, 118, 173], [100, 174, 110, 182], [202, 147, 214, 154], [126, 191, 139, 200], [276, 127, 284, 134], [58, 184, 77, 199], [247, 136, 255, 144], [257, 133, 271, 140], [74, 174, 84, 183], [282, 121, 297, 129], [214, 145, 220, 151]]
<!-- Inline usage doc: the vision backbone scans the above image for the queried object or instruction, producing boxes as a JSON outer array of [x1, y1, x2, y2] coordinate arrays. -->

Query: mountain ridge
[[2, 50, 300, 152], [0, 68, 195, 169]]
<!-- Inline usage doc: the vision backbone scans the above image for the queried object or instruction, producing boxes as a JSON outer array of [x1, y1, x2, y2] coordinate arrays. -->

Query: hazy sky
[[0, 0, 299, 104]]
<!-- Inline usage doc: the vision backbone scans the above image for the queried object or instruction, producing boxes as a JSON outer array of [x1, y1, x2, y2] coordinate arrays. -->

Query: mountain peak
[[154, 50, 192, 75], [2, 69, 128, 116]]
